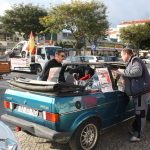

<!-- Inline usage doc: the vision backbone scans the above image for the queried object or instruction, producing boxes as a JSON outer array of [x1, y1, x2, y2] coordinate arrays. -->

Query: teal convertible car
[[1, 62, 150, 150]]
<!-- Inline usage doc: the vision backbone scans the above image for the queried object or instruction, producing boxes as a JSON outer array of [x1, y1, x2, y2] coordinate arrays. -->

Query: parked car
[[63, 56, 85, 63], [142, 56, 150, 64], [0, 121, 20, 150], [83, 56, 104, 63], [63, 55, 104, 63], [102, 56, 119, 62], [1, 62, 150, 150]]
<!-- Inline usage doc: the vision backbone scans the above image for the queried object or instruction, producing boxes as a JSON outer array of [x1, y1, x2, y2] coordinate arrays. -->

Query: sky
[[0, 0, 150, 27]]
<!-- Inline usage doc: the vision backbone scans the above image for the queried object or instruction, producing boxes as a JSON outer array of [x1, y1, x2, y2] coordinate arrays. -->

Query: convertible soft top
[[8, 77, 85, 93]]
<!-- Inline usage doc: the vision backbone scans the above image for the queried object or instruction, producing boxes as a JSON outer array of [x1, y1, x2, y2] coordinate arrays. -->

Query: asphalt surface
[[1, 71, 150, 150]]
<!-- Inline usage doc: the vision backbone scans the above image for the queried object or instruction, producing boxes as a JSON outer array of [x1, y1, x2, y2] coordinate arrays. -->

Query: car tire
[[146, 104, 150, 121], [69, 118, 100, 150], [36, 65, 42, 75]]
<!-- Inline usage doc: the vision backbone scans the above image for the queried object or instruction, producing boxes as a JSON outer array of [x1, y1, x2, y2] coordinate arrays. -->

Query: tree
[[140, 23, 150, 50], [120, 23, 150, 52], [40, 0, 109, 54], [0, 3, 47, 38]]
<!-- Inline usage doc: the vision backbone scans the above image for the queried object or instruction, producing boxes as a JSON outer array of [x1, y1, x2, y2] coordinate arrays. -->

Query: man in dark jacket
[[39, 50, 65, 81], [116, 48, 150, 142]]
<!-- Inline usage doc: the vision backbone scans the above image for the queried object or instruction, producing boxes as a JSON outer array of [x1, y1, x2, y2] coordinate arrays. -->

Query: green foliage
[[0, 3, 47, 38], [40, 0, 109, 49], [120, 23, 150, 50]]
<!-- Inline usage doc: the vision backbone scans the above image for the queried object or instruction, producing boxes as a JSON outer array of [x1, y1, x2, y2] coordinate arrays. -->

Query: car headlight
[[0, 138, 18, 150]]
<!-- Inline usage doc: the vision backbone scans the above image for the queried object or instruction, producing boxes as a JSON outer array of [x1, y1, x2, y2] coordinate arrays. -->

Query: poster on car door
[[96, 68, 113, 92]]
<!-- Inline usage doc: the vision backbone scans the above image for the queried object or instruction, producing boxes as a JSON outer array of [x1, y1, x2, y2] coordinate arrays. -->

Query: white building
[[108, 19, 150, 42], [107, 28, 119, 42], [57, 29, 76, 47]]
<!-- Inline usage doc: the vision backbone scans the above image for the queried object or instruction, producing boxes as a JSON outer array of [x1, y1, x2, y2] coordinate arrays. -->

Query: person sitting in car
[[80, 67, 95, 80], [66, 69, 78, 85]]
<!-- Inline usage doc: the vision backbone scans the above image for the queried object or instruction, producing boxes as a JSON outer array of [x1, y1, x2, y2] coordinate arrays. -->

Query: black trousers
[[132, 93, 150, 138]]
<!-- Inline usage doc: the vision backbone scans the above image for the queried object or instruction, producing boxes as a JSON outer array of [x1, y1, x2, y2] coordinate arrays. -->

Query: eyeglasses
[[60, 55, 65, 58]]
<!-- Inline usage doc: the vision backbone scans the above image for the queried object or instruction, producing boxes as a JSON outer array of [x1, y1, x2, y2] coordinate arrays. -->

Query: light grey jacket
[[124, 56, 142, 78]]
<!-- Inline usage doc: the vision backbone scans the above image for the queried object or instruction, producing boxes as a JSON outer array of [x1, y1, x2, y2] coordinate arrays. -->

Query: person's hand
[[118, 69, 124, 74], [112, 69, 124, 75]]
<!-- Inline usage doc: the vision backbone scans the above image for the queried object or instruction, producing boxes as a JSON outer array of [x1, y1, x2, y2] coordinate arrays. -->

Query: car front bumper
[[1, 114, 71, 143]]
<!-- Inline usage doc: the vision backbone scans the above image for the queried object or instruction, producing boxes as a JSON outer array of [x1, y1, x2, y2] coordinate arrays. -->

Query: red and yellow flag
[[28, 31, 35, 54]]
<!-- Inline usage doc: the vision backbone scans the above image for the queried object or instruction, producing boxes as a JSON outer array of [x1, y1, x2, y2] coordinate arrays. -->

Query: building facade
[[108, 19, 150, 42]]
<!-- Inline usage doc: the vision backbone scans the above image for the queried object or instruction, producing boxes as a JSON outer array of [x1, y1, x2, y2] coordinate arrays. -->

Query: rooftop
[[119, 19, 150, 25]]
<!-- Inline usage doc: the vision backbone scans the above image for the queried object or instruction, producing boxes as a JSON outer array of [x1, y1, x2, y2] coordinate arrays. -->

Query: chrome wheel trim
[[80, 123, 98, 150]]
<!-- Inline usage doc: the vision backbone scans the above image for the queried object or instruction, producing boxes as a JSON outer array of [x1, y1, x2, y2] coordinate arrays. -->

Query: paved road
[[1, 72, 150, 150]]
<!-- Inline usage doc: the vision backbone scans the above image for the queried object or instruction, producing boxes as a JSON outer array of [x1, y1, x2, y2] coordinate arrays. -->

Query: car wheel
[[36, 65, 42, 75], [146, 104, 150, 121], [69, 118, 100, 150]]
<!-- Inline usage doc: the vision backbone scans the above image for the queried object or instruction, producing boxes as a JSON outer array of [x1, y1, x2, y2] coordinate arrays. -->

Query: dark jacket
[[123, 56, 150, 96], [40, 59, 62, 81]]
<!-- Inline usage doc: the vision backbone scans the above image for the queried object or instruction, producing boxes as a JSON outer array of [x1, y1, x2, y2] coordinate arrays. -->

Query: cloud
[[103, 0, 150, 27]]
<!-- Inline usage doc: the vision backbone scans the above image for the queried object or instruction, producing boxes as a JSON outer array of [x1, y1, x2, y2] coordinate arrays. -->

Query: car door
[[116, 90, 134, 120], [107, 64, 135, 121], [85, 73, 120, 128]]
